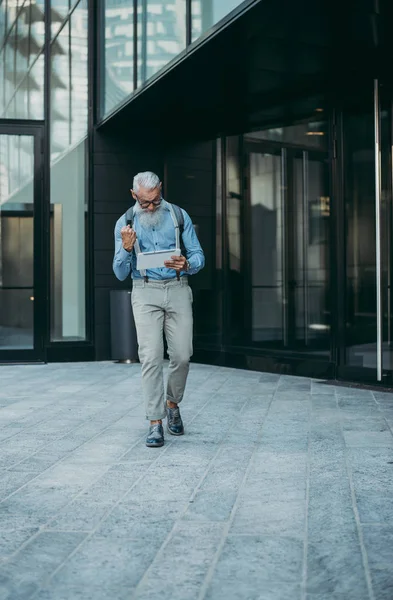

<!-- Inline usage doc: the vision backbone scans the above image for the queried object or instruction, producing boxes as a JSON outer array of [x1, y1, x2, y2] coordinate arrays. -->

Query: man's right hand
[[121, 225, 136, 252]]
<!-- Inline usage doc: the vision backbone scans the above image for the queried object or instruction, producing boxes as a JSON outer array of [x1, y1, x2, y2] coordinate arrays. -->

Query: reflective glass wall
[[0, 0, 45, 120], [101, 0, 249, 117], [50, 0, 88, 341]]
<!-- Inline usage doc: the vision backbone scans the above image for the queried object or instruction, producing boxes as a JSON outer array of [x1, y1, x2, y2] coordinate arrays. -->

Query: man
[[113, 171, 205, 448]]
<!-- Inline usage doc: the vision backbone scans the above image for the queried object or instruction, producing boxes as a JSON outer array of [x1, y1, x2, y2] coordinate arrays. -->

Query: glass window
[[0, 134, 35, 350], [50, 0, 88, 341], [51, 0, 70, 38], [103, 0, 135, 117], [191, 0, 245, 42], [0, 0, 44, 119], [137, 0, 186, 86]]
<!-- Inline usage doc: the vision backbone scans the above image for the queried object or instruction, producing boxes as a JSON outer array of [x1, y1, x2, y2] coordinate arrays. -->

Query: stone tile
[[41, 533, 168, 596], [0, 529, 38, 560], [306, 594, 369, 600], [206, 583, 302, 600], [205, 535, 303, 599], [338, 396, 377, 416], [355, 492, 393, 523], [0, 532, 86, 593], [335, 387, 374, 398], [232, 497, 306, 537], [362, 525, 393, 567], [242, 475, 307, 502], [96, 499, 183, 537], [0, 470, 40, 501], [341, 416, 389, 432], [373, 391, 393, 404], [308, 476, 357, 539], [133, 522, 223, 599], [346, 447, 393, 472], [370, 568, 393, 600], [344, 431, 393, 447], [182, 489, 238, 522], [251, 452, 308, 476], [307, 532, 369, 596], [310, 382, 336, 395]]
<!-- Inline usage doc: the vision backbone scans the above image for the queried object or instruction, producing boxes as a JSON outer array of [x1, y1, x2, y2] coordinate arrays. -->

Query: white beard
[[135, 202, 165, 230]]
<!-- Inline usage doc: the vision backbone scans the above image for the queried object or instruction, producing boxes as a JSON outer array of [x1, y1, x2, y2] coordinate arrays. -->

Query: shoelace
[[150, 424, 162, 435], [168, 408, 180, 422]]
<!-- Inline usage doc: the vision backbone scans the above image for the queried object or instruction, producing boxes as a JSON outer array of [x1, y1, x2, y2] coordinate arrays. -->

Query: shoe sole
[[167, 427, 184, 437], [146, 441, 165, 448]]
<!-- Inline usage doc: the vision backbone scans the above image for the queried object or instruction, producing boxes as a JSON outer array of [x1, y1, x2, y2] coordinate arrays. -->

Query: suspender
[[127, 202, 182, 282], [168, 203, 181, 281]]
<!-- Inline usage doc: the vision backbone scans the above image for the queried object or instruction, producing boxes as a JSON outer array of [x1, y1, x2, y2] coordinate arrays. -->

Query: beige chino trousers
[[131, 277, 193, 420]]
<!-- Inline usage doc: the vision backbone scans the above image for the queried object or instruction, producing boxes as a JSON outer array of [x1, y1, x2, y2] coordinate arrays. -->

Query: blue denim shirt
[[113, 200, 205, 281]]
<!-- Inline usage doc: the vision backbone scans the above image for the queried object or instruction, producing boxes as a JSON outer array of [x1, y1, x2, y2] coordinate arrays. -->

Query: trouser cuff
[[146, 414, 166, 421]]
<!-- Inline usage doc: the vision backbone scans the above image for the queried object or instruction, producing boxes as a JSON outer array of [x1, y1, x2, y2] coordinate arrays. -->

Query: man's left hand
[[164, 255, 188, 272]]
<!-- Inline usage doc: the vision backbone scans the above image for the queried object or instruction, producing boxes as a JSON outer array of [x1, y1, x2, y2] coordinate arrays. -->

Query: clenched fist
[[121, 225, 136, 252]]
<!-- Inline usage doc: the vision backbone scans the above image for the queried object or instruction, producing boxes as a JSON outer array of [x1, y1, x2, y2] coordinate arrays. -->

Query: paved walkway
[[0, 362, 392, 600]]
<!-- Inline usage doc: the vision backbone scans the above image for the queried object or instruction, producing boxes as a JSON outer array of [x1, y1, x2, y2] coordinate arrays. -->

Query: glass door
[[340, 80, 393, 383], [241, 136, 330, 355], [0, 123, 45, 362]]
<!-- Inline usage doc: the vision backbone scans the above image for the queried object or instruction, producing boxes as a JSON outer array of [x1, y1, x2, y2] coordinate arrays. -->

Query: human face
[[131, 185, 162, 212]]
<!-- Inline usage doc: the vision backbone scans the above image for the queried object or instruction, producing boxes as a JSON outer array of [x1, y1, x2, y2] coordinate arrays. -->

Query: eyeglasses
[[135, 195, 162, 209]]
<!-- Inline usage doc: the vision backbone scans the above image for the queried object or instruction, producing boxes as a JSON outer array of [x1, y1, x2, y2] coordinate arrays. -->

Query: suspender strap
[[168, 202, 181, 250], [167, 203, 181, 280]]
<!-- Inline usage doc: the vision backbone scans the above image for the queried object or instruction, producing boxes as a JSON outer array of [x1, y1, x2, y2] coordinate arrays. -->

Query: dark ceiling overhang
[[98, 0, 393, 141]]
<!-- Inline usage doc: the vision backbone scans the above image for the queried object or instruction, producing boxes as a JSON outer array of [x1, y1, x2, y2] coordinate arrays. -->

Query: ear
[[159, 182, 162, 191], [130, 189, 137, 200]]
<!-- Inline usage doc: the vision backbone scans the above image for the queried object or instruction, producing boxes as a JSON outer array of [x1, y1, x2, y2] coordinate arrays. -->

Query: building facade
[[1, 0, 393, 386]]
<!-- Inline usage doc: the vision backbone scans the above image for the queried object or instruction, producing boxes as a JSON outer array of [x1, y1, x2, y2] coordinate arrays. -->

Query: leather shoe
[[146, 422, 164, 448], [166, 405, 184, 436]]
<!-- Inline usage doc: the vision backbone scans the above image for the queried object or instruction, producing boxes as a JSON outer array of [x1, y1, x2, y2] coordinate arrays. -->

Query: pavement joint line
[[129, 394, 253, 598], [0, 399, 144, 500], [28, 376, 229, 599], [301, 395, 312, 600], [194, 381, 278, 600], [335, 388, 376, 600]]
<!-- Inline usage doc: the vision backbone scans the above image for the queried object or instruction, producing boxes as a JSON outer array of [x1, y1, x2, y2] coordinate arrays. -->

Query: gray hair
[[133, 171, 161, 193]]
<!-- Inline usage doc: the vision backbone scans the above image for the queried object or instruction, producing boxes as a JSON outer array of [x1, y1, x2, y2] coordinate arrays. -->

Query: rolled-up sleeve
[[113, 216, 132, 281], [181, 210, 205, 275]]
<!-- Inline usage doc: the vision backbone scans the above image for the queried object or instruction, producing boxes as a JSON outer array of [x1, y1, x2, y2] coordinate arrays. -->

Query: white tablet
[[136, 248, 181, 270]]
